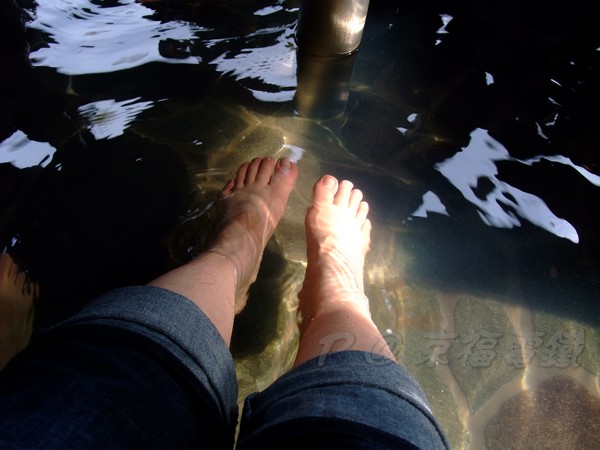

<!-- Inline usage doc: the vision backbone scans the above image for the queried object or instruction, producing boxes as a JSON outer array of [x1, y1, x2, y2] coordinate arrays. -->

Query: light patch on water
[[434, 128, 580, 243], [0, 130, 56, 169], [254, 5, 284, 16], [545, 112, 559, 127], [248, 88, 296, 103], [535, 122, 549, 140], [280, 144, 305, 163], [520, 154, 600, 187], [437, 14, 454, 34], [411, 191, 449, 218], [78, 97, 155, 140], [209, 26, 297, 102], [397, 113, 419, 134], [26, 0, 203, 75], [435, 13, 453, 45], [407, 113, 419, 123]]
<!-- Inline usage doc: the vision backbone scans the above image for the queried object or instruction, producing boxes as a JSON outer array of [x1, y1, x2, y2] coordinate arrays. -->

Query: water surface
[[1, 0, 599, 448]]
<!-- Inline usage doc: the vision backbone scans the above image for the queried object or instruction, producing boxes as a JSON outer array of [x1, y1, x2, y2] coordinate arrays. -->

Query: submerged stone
[[485, 376, 600, 449]]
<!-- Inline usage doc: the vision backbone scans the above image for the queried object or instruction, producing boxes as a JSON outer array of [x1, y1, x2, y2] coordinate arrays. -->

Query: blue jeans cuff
[[40, 285, 238, 429], [238, 350, 449, 449]]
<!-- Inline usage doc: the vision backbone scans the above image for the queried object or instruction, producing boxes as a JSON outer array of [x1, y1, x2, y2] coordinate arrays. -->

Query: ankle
[[197, 249, 240, 285], [299, 292, 372, 327]]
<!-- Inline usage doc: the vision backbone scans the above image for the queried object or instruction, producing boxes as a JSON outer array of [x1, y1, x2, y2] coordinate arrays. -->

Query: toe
[[234, 162, 251, 187], [255, 157, 277, 184], [333, 180, 354, 206], [357, 200, 369, 222], [271, 158, 298, 188], [348, 189, 363, 213], [244, 158, 263, 184], [313, 175, 338, 206], [220, 179, 235, 197]]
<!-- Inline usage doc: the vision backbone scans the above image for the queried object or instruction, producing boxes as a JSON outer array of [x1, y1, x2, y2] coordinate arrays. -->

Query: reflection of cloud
[[210, 26, 297, 102], [435, 13, 453, 45], [423, 128, 584, 243], [520, 154, 600, 187], [27, 0, 202, 75], [255, 5, 285, 16], [0, 130, 56, 169], [411, 191, 449, 218], [78, 97, 154, 140], [25, 0, 298, 103]]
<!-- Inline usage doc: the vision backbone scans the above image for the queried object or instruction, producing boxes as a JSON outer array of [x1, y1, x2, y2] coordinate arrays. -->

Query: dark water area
[[349, 0, 600, 328], [1, 0, 600, 446], [0, 0, 597, 324]]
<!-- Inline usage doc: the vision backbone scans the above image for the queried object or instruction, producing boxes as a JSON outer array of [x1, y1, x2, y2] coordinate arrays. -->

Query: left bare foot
[[0, 253, 37, 371], [205, 157, 298, 313]]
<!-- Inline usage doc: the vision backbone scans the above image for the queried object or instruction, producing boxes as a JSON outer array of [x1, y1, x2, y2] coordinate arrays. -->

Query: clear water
[[1, 0, 599, 448]]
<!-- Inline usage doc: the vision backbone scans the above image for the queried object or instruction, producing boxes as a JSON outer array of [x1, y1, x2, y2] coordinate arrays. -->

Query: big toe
[[312, 175, 338, 206], [271, 157, 298, 192]]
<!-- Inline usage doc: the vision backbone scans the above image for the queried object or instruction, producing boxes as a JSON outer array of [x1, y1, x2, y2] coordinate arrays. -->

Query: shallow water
[[1, 0, 599, 448]]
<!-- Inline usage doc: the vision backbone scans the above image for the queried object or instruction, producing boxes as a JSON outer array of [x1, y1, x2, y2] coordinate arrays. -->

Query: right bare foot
[[0, 253, 37, 371], [298, 175, 372, 332]]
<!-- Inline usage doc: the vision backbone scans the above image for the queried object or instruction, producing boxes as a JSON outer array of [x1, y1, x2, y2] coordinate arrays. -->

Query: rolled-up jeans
[[0, 286, 449, 449]]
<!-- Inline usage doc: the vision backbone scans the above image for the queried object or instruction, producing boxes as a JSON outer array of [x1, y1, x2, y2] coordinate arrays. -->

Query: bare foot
[[298, 175, 372, 332], [0, 253, 37, 371], [206, 157, 298, 313]]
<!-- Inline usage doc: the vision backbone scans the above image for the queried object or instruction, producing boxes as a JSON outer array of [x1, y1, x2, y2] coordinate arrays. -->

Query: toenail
[[279, 158, 291, 169], [322, 176, 336, 187]]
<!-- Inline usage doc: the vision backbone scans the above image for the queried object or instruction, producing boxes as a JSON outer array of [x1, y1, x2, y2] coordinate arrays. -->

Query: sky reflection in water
[[11, 0, 600, 245], [427, 128, 594, 244], [27, 0, 202, 74]]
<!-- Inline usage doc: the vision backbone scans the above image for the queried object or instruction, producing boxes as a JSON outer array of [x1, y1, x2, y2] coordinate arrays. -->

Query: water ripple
[[26, 0, 204, 74]]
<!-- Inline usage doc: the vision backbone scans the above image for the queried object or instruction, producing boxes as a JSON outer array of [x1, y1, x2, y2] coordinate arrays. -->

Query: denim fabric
[[0, 286, 449, 449], [238, 351, 450, 449], [42, 285, 238, 424], [0, 286, 238, 449]]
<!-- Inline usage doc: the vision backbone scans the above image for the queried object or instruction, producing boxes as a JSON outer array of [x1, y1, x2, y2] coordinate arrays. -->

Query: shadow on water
[[230, 245, 288, 358], [0, 131, 193, 325]]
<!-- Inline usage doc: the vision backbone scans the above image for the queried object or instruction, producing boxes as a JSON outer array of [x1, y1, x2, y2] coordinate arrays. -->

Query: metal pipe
[[296, 0, 371, 56], [294, 51, 356, 121], [294, 1, 370, 121]]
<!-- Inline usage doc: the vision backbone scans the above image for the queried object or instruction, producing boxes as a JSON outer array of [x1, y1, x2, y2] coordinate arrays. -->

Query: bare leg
[[149, 157, 297, 346], [0, 253, 37, 371], [294, 175, 395, 367]]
